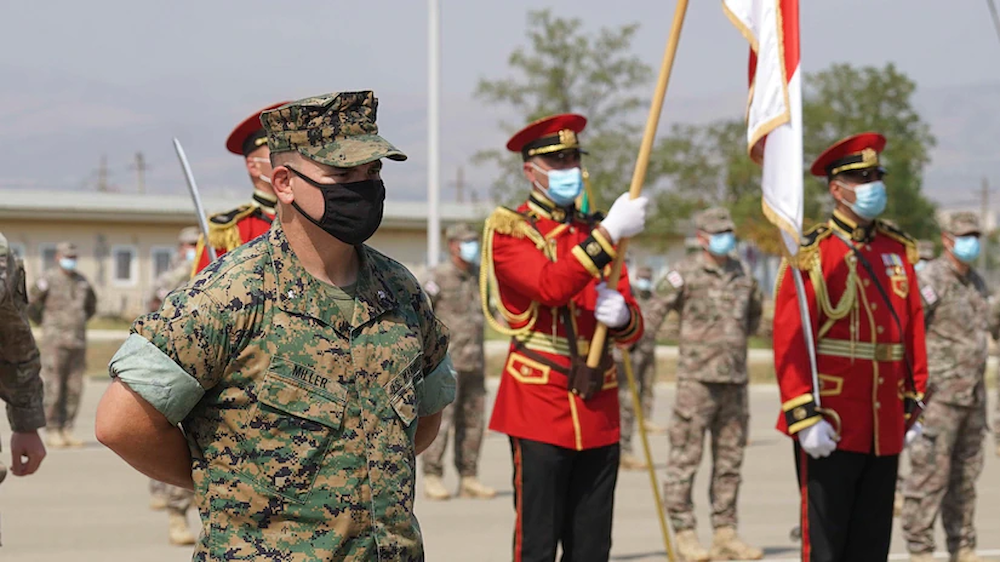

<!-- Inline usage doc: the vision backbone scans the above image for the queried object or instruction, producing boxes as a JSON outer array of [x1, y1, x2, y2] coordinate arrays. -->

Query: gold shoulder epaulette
[[876, 220, 918, 264], [205, 204, 255, 252], [789, 224, 831, 270], [485, 207, 546, 249]]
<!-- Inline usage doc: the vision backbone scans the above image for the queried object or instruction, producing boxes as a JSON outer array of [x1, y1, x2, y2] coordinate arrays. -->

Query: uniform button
[[871, 303, 878, 311], [875, 402, 881, 409], [878, 377, 885, 384], [866, 245, 872, 251], [521, 366, 530, 375], [877, 326, 884, 334], [863, 279, 871, 287]]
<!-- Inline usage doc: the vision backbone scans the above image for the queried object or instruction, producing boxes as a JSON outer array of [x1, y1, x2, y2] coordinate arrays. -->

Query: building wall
[[3, 219, 449, 320]]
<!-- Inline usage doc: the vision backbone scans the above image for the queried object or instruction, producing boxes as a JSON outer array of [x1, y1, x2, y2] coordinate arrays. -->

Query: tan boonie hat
[[942, 212, 981, 237], [261, 91, 406, 168], [56, 242, 77, 256], [178, 227, 200, 245], [695, 207, 735, 234], [917, 240, 935, 261], [445, 223, 477, 242]]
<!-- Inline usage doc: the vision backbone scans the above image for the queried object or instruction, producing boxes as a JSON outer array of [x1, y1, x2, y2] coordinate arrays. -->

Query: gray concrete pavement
[[2, 378, 999, 561]]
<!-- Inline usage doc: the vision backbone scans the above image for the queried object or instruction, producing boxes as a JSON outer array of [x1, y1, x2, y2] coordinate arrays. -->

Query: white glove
[[594, 282, 630, 328], [905, 422, 923, 448], [799, 420, 838, 459], [600, 193, 650, 243]]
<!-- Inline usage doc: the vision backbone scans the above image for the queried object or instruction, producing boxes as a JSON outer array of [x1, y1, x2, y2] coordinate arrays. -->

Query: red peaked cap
[[810, 132, 887, 178], [226, 101, 291, 156], [506, 113, 587, 159]]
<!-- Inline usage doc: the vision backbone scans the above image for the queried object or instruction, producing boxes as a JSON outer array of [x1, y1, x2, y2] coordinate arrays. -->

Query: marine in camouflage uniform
[[661, 208, 764, 561], [98, 91, 456, 561], [145, 226, 200, 546], [28, 241, 96, 448], [616, 265, 670, 470], [421, 223, 495, 500], [0, 232, 47, 488], [902, 213, 998, 562]]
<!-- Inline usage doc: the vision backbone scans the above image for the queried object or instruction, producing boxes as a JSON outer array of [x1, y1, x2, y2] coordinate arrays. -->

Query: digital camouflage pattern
[[902, 400, 986, 555], [421, 259, 486, 477], [0, 233, 45, 435], [664, 379, 749, 531], [261, 91, 407, 168], [116, 223, 453, 561], [916, 257, 998, 407], [659, 252, 761, 533], [901, 255, 996, 556], [657, 253, 763, 384], [616, 286, 671, 454]]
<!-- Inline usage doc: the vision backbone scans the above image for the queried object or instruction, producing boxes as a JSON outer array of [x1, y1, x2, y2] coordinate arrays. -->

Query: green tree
[[474, 9, 652, 210]]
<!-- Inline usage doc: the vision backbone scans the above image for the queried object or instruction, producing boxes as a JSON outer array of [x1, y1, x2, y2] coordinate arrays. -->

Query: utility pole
[[426, 0, 441, 267], [981, 177, 990, 272], [97, 155, 109, 192], [451, 166, 465, 203], [132, 152, 148, 193]]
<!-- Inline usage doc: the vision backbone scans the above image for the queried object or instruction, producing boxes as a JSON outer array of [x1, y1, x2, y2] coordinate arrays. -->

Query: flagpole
[[586, 0, 689, 368], [427, 0, 441, 268]]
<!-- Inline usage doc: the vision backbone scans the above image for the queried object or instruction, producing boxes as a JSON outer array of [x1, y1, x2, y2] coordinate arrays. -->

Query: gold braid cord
[[480, 207, 550, 338]]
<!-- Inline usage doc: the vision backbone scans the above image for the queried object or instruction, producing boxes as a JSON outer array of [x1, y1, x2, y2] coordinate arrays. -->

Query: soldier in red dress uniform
[[482, 114, 650, 562], [772, 132, 929, 561], [192, 101, 288, 274]]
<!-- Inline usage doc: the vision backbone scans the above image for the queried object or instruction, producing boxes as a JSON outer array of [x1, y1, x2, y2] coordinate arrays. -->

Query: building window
[[151, 247, 174, 280], [39, 244, 58, 272], [8, 243, 25, 260], [111, 245, 138, 286]]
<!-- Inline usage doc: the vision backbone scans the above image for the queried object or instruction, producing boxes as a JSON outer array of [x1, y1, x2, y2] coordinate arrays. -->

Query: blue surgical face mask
[[707, 232, 736, 256], [532, 163, 583, 207], [59, 258, 77, 272], [914, 260, 927, 272], [634, 278, 652, 293], [841, 180, 887, 220], [185, 248, 197, 262], [951, 235, 980, 264], [459, 240, 480, 264]]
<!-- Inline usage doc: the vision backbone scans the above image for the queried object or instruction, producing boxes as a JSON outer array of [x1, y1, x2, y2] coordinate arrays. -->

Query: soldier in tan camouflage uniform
[[902, 213, 998, 562], [0, 232, 47, 489], [660, 208, 763, 561], [28, 241, 96, 449], [96, 91, 455, 561], [420, 223, 495, 501], [145, 226, 200, 545], [617, 265, 670, 470]]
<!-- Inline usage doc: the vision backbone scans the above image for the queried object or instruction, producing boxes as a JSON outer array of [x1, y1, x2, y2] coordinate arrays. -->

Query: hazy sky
[[2, 0, 998, 206]]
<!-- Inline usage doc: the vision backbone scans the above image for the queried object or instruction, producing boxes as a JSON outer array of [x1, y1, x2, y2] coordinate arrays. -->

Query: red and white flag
[[723, 0, 803, 256]]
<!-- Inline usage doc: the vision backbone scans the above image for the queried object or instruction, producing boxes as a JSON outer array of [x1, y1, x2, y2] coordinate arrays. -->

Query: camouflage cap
[[56, 242, 77, 256], [917, 239, 935, 261], [445, 223, 478, 242], [636, 266, 653, 278], [178, 226, 200, 245], [261, 91, 407, 168], [694, 207, 735, 234], [942, 211, 981, 236]]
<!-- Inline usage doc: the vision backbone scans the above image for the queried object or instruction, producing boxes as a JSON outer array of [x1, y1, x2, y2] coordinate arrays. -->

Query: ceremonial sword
[[172, 138, 217, 262]]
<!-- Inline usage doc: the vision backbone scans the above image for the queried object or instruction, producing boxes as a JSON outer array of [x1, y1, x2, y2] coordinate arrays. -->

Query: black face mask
[[286, 165, 386, 246]]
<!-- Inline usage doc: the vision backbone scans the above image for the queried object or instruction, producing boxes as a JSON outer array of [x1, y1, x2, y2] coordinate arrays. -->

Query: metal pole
[[981, 177, 989, 272], [427, 0, 441, 267]]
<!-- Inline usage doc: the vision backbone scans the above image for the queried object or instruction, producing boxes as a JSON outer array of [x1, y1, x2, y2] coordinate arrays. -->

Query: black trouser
[[794, 444, 898, 562], [510, 437, 619, 562]]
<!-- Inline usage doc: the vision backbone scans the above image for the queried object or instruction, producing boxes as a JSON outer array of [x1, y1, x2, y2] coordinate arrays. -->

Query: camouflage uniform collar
[[266, 224, 397, 335], [829, 209, 875, 243], [941, 254, 977, 284], [698, 251, 732, 274]]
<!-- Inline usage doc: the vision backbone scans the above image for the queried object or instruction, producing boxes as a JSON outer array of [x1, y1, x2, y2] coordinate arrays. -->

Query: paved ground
[[2, 378, 999, 561]]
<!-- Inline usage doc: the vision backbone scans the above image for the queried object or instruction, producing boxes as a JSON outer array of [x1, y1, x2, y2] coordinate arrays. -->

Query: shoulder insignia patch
[[666, 270, 684, 289], [424, 280, 440, 297], [36, 278, 48, 292], [788, 224, 830, 270], [485, 206, 545, 248], [208, 204, 256, 228], [920, 284, 937, 306]]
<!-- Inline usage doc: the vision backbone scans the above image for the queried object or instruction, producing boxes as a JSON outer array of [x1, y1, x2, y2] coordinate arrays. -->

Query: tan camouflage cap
[[694, 207, 735, 234], [261, 91, 407, 168], [56, 242, 77, 256], [917, 239, 935, 261], [942, 212, 981, 236], [445, 223, 477, 242], [178, 226, 200, 245]]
